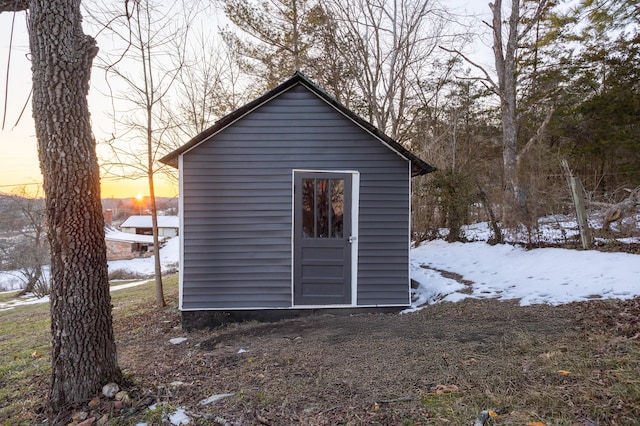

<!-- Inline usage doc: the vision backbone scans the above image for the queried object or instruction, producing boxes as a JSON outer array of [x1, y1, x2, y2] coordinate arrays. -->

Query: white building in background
[[104, 226, 156, 261], [120, 215, 180, 237]]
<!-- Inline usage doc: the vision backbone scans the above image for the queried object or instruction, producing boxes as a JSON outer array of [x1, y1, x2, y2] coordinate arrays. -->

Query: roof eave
[[159, 71, 437, 177]]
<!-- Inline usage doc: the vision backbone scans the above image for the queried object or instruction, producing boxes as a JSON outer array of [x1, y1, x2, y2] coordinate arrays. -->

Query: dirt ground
[[108, 287, 640, 426]]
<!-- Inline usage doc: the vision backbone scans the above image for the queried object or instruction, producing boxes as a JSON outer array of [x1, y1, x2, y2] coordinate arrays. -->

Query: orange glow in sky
[[100, 176, 178, 199], [0, 164, 178, 199], [0, 13, 179, 200], [0, 128, 178, 199]]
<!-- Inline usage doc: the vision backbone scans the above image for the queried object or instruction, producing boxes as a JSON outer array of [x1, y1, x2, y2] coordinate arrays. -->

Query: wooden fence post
[[571, 176, 592, 249], [562, 160, 592, 249]]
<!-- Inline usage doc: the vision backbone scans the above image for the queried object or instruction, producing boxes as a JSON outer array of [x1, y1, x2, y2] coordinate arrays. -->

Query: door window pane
[[316, 179, 329, 238], [331, 179, 344, 238], [302, 178, 315, 238], [301, 177, 345, 239]]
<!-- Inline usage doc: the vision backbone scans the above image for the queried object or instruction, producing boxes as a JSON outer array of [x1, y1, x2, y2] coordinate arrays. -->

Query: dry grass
[[1, 276, 640, 425], [0, 300, 51, 424]]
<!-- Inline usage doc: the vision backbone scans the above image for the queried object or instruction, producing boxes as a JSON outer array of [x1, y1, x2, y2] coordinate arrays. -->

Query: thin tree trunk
[[292, 0, 300, 71], [138, 1, 165, 308], [149, 163, 165, 307], [0, 0, 122, 410]]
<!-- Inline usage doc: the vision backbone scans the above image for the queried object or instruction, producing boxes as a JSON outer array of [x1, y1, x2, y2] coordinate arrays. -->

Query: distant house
[[105, 226, 155, 261], [160, 71, 435, 329], [120, 215, 180, 237]]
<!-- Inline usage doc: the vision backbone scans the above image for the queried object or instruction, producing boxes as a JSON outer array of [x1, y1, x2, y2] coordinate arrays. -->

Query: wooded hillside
[[177, 0, 640, 243]]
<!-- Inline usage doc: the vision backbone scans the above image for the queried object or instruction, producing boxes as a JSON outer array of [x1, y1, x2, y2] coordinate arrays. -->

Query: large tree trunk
[[490, 0, 553, 224], [1, 0, 121, 411], [491, 0, 520, 223], [501, 86, 519, 222]]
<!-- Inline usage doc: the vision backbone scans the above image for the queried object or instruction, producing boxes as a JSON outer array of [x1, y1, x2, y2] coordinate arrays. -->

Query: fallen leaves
[[433, 384, 459, 394], [539, 350, 564, 360], [7, 284, 640, 425], [87, 397, 100, 408], [473, 408, 501, 426]]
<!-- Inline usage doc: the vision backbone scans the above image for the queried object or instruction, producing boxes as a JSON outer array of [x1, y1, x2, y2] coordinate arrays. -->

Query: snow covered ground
[[1, 220, 639, 313], [107, 235, 180, 276], [406, 219, 640, 312], [0, 236, 181, 311], [408, 239, 640, 312]]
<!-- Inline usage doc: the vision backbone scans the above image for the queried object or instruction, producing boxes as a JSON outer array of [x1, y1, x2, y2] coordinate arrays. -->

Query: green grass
[[413, 332, 640, 425], [0, 275, 179, 424], [109, 279, 152, 287], [0, 291, 20, 303], [0, 298, 51, 424], [110, 279, 156, 301]]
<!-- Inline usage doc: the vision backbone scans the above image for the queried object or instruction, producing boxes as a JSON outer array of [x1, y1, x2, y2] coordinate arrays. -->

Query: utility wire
[[0, 182, 41, 188]]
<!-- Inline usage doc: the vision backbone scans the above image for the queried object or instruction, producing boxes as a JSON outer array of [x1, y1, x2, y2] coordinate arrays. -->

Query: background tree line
[[0, 187, 49, 296], [4, 0, 638, 287], [140, 0, 637, 243]]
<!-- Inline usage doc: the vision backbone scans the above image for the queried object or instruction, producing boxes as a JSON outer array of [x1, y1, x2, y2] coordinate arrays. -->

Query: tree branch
[[439, 45, 499, 94], [0, 0, 28, 13], [516, 106, 554, 166], [517, 0, 550, 43]]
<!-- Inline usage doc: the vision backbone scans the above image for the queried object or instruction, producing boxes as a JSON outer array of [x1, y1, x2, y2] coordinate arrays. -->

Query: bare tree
[[409, 61, 504, 243], [0, 187, 49, 296], [325, 0, 455, 142], [441, 0, 557, 225], [152, 31, 257, 189], [0, 0, 120, 411], [94, 0, 199, 307], [486, 0, 555, 222], [172, 31, 252, 139]]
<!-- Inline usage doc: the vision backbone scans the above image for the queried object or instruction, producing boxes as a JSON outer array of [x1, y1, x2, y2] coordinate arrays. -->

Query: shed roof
[[120, 215, 179, 229], [160, 71, 435, 177]]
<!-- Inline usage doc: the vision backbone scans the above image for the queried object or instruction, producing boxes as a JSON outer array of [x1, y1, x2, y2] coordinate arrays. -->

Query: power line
[[0, 182, 41, 188]]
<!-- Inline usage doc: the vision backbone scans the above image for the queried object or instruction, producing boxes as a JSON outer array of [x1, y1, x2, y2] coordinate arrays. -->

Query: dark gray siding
[[181, 83, 410, 310]]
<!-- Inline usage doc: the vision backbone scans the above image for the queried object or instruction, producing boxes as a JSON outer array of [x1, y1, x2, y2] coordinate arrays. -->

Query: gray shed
[[160, 72, 435, 328]]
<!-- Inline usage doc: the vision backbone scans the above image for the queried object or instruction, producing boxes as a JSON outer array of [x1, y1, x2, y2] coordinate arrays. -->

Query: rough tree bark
[[490, 0, 520, 222], [490, 0, 551, 223], [1, 0, 120, 411]]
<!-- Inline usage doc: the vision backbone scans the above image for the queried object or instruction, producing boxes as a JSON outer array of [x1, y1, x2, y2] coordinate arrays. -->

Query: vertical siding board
[[181, 84, 411, 310]]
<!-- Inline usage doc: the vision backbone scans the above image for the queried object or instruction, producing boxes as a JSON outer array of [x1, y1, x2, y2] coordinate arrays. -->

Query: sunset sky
[[0, 12, 179, 199], [1, 1, 489, 200]]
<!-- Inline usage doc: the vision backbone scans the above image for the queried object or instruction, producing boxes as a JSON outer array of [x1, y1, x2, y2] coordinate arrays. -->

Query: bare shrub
[[31, 276, 50, 298], [108, 269, 149, 281]]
